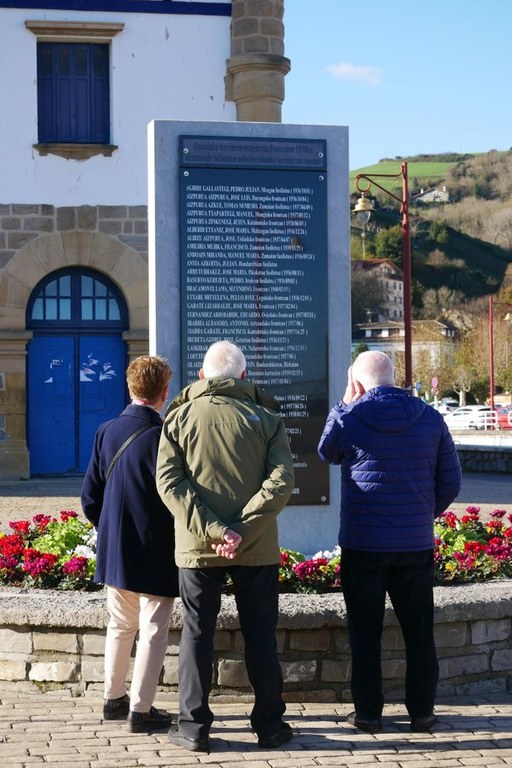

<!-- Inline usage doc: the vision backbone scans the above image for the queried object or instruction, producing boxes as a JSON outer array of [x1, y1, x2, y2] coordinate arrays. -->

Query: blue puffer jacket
[[317, 387, 462, 552]]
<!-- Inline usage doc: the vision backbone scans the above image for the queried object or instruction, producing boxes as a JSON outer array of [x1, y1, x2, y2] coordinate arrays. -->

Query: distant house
[[413, 186, 451, 205], [352, 258, 404, 321], [352, 318, 459, 376]]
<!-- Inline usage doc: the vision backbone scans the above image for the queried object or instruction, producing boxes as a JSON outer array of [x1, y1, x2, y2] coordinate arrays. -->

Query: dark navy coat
[[318, 387, 462, 552], [81, 404, 179, 597]]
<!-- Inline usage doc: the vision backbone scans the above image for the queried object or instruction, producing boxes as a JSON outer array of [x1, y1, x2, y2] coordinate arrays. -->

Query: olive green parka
[[156, 377, 295, 568]]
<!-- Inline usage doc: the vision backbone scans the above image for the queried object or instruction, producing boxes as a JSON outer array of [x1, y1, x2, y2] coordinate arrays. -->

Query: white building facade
[[0, 0, 289, 478]]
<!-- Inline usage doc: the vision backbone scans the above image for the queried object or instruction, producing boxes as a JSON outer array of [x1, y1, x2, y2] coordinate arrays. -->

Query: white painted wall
[[0, 6, 236, 206]]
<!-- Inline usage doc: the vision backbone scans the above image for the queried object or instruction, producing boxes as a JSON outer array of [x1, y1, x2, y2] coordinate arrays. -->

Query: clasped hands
[[211, 528, 242, 559]]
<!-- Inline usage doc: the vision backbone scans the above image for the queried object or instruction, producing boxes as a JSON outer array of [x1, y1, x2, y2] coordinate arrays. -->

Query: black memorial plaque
[[179, 136, 329, 505]]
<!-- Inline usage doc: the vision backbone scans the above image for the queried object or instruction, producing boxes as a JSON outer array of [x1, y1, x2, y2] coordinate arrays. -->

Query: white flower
[[74, 545, 95, 559], [311, 545, 341, 561]]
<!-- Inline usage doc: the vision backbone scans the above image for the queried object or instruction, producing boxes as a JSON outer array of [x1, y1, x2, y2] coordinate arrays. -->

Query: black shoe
[[103, 694, 130, 721], [127, 706, 173, 733], [258, 721, 293, 748], [346, 710, 382, 733], [168, 724, 210, 753], [410, 714, 438, 732]]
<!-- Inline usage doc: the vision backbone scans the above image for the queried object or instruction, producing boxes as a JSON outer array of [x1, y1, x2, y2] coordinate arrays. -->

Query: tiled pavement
[[1, 686, 512, 767], [1, 475, 511, 766]]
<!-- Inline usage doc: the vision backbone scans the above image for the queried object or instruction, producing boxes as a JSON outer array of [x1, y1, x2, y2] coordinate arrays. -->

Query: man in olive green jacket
[[156, 340, 295, 754]]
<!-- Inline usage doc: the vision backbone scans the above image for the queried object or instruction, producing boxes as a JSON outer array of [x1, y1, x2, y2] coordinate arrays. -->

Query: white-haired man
[[318, 351, 461, 734], [157, 340, 295, 753]]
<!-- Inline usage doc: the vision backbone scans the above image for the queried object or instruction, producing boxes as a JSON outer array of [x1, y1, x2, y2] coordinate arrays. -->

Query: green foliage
[[374, 225, 403, 267], [428, 220, 449, 244], [352, 342, 369, 360]]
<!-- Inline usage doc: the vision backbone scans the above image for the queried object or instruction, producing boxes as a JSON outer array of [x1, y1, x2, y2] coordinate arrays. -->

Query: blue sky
[[282, 0, 512, 170]]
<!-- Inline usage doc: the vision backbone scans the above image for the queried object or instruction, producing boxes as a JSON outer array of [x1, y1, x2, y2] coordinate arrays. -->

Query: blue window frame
[[27, 268, 127, 330], [37, 42, 110, 144]]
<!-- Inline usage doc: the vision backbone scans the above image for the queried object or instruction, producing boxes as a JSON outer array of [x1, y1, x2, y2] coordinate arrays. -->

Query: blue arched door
[[27, 268, 128, 474]]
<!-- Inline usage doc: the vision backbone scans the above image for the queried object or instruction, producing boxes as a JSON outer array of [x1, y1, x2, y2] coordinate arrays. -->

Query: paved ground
[[0, 471, 510, 529], [1, 685, 512, 768], [1, 473, 511, 766]]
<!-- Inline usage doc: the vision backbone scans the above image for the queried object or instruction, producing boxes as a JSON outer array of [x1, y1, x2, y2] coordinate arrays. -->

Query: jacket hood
[[165, 377, 281, 416], [349, 386, 428, 433]]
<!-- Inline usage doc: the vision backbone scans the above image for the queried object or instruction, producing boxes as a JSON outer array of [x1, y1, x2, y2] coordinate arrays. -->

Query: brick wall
[[1, 583, 511, 700]]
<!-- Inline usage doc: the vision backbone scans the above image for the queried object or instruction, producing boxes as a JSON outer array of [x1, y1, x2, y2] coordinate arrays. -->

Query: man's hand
[[342, 365, 365, 405], [211, 528, 242, 559]]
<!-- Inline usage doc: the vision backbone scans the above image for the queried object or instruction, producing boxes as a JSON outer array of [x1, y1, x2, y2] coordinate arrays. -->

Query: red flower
[[464, 541, 483, 554], [0, 533, 25, 557], [461, 514, 479, 523], [60, 510, 78, 522], [32, 514, 54, 531], [441, 511, 458, 528], [8, 520, 31, 535]]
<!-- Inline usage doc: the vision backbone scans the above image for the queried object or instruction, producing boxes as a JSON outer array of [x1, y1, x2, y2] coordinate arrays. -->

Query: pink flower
[[60, 510, 78, 522], [62, 556, 88, 576], [22, 549, 58, 577], [293, 558, 328, 581]]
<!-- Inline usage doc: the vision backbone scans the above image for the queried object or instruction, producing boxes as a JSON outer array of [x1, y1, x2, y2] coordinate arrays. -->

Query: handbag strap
[[105, 424, 153, 482]]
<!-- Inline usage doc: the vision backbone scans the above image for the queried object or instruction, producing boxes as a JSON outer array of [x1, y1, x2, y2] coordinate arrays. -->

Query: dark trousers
[[177, 564, 285, 740], [341, 548, 439, 720]]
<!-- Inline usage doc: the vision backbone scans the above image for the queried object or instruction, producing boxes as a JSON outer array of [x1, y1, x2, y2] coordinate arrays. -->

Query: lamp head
[[354, 193, 373, 224]]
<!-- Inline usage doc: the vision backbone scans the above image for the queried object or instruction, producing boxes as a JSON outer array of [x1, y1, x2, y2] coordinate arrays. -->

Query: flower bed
[[0, 511, 97, 590], [1, 507, 511, 592]]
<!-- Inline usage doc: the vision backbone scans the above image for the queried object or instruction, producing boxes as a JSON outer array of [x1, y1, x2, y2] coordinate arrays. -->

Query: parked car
[[438, 399, 459, 414], [444, 405, 496, 430], [497, 406, 512, 429]]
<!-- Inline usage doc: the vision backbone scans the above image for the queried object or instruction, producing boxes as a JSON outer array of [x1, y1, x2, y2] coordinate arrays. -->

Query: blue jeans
[[177, 564, 285, 739], [341, 548, 438, 720]]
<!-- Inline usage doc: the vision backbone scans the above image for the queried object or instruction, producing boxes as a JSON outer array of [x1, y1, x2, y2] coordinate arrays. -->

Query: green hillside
[[413, 227, 510, 298], [350, 151, 512, 302], [350, 159, 458, 195]]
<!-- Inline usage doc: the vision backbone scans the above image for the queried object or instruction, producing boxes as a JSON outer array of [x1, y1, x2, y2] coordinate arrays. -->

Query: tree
[[452, 366, 473, 406], [351, 269, 385, 324], [374, 225, 403, 268], [352, 342, 369, 361]]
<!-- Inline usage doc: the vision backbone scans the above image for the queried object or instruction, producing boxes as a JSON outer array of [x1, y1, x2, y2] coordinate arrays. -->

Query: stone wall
[[1, 581, 511, 701], [456, 445, 512, 473]]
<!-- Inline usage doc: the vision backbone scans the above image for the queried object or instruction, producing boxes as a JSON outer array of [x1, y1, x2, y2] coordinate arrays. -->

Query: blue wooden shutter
[[37, 43, 110, 144]]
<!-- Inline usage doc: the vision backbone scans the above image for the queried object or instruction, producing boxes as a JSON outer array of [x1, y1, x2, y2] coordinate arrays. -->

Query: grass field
[[350, 160, 458, 194]]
